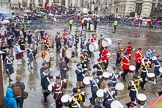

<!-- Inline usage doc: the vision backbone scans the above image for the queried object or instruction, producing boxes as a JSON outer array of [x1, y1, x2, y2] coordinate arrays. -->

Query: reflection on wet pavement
[[2, 25, 162, 108]]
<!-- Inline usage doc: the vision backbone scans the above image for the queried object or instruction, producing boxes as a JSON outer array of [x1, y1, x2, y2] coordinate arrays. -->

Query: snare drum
[[61, 95, 72, 107], [111, 100, 124, 108], [48, 82, 54, 92], [65, 48, 72, 59], [89, 43, 98, 52], [102, 72, 110, 79], [147, 73, 155, 81], [159, 67, 162, 73], [96, 89, 104, 98], [102, 38, 112, 47], [137, 94, 147, 105], [129, 65, 136, 72], [83, 77, 90, 85], [115, 82, 124, 91]]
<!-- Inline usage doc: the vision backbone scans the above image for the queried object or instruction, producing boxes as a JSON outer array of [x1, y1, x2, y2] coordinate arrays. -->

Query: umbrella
[[48, 13, 54, 17], [24, 10, 30, 13], [0, 20, 10, 24]]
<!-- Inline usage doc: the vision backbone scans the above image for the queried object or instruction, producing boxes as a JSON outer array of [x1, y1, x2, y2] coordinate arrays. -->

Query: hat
[[107, 82, 113, 87], [112, 66, 117, 70], [73, 88, 78, 93], [42, 62, 47, 66], [56, 76, 60, 79], [138, 48, 142, 50], [92, 71, 97, 76], [133, 75, 138, 79], [76, 63, 80, 67]]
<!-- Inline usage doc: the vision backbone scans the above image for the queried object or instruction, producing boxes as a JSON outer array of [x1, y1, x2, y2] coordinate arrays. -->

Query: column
[[19, 0, 22, 8], [141, 0, 153, 17], [65, 0, 68, 8], [27, 0, 30, 7], [125, 0, 136, 15], [35, 0, 39, 7]]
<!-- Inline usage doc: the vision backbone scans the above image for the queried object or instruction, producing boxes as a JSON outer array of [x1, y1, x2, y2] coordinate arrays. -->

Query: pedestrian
[[59, 58, 67, 80], [69, 18, 73, 31], [11, 75, 25, 108], [4, 53, 14, 82], [145, 47, 154, 69], [75, 63, 84, 88], [41, 67, 53, 105], [126, 42, 133, 60], [0, 41, 9, 62], [113, 18, 118, 33], [55, 32, 61, 53], [14, 41, 23, 65], [19, 36, 25, 51], [4, 88, 17, 108], [81, 18, 84, 30], [27, 45, 34, 69], [52, 76, 67, 108], [44, 48, 52, 68], [27, 31, 32, 45], [94, 18, 97, 31]]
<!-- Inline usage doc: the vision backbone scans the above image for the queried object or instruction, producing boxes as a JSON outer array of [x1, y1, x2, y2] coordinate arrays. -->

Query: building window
[[135, 3, 142, 14]]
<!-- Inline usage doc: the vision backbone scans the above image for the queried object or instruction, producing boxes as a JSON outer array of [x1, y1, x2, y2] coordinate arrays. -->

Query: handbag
[[22, 91, 28, 99]]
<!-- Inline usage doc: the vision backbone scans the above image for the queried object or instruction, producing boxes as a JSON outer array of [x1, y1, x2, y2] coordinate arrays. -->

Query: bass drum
[[61, 95, 72, 107], [65, 48, 72, 59], [147, 73, 155, 82], [89, 43, 98, 52], [137, 93, 147, 105], [102, 38, 112, 47], [129, 65, 136, 72], [111, 100, 124, 108], [83, 77, 91, 85], [115, 82, 124, 91], [159, 67, 162, 73], [48, 82, 54, 92]]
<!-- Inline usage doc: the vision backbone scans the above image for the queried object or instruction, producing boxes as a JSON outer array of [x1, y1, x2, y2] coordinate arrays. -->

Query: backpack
[[13, 84, 22, 96]]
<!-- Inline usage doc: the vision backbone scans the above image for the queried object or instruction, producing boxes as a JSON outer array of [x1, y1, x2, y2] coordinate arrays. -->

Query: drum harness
[[104, 88, 115, 101], [54, 80, 64, 100], [71, 95, 81, 108]]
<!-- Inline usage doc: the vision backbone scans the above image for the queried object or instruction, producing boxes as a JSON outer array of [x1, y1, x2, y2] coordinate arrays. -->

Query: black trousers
[[56, 43, 61, 53], [56, 100, 62, 108], [122, 69, 129, 81], [90, 91, 97, 105], [15, 97, 24, 108], [136, 63, 141, 74], [103, 61, 109, 70], [114, 25, 117, 32], [43, 92, 50, 103]]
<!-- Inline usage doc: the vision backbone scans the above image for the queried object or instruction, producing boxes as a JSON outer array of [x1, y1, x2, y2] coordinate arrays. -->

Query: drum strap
[[105, 88, 115, 100], [92, 78, 99, 90], [71, 96, 81, 108], [112, 72, 118, 82]]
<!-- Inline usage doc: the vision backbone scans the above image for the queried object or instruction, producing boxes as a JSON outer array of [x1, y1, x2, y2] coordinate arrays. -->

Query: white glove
[[63, 79, 67, 83], [119, 71, 123, 75], [81, 91, 85, 95], [111, 91, 115, 95]]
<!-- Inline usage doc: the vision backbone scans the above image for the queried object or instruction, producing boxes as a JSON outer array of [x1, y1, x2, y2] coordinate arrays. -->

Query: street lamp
[[0, 50, 4, 108]]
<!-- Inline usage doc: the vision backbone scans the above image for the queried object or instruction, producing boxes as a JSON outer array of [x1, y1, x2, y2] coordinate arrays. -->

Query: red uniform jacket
[[53, 81, 66, 100], [135, 51, 143, 64], [42, 35, 48, 44], [62, 32, 67, 40], [121, 56, 130, 70], [126, 45, 133, 55], [90, 36, 96, 43], [101, 49, 109, 62]]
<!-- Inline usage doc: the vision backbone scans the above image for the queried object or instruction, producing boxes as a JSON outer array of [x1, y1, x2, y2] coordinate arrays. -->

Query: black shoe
[[9, 79, 13, 82]]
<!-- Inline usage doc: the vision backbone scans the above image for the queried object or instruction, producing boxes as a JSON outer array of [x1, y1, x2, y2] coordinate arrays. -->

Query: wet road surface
[[3, 24, 162, 108]]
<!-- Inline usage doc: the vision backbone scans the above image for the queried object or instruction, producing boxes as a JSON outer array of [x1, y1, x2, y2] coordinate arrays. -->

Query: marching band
[[40, 31, 162, 108], [1, 22, 162, 108]]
